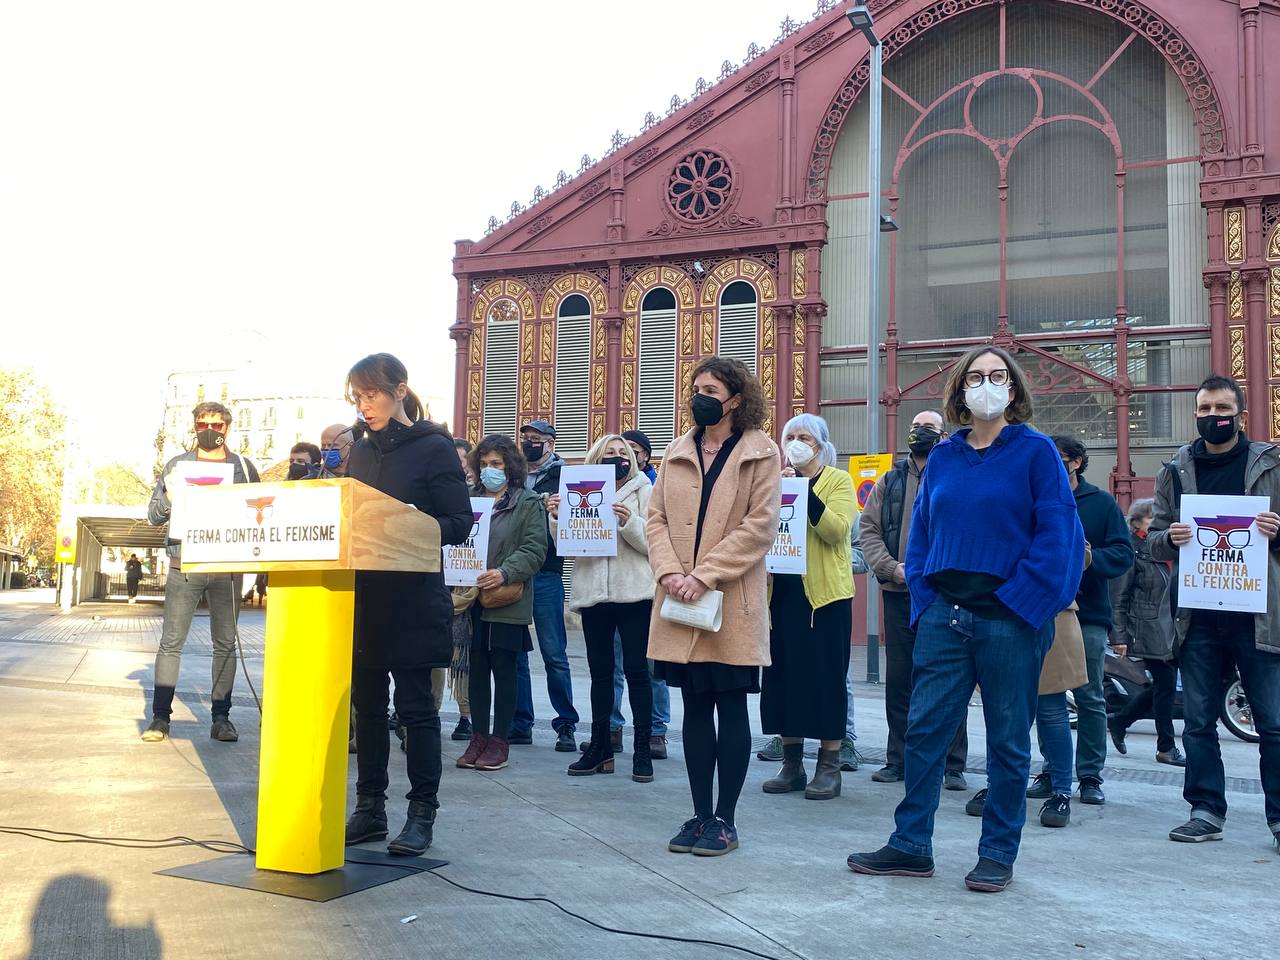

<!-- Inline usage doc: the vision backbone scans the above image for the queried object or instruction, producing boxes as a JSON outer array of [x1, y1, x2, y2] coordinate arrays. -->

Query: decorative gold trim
[[1225, 207, 1245, 264], [470, 328, 484, 367], [467, 371, 482, 415], [1271, 267, 1280, 319], [621, 410, 636, 432], [793, 353, 806, 401], [1269, 225, 1280, 263], [520, 321, 535, 364], [794, 310, 806, 346], [540, 323, 554, 364], [762, 307, 776, 350], [1271, 385, 1280, 443], [679, 313, 694, 356], [1229, 270, 1244, 321], [701, 311, 715, 356], [467, 416, 481, 444], [540, 272, 609, 320], [699, 257, 778, 306], [1271, 325, 1280, 380], [594, 319, 606, 359], [539, 369, 553, 412], [1229, 326, 1246, 380], [623, 317, 637, 357], [761, 354, 775, 401], [792, 249, 807, 298], [677, 360, 694, 434], [592, 363, 607, 407], [591, 412, 605, 444], [622, 362, 636, 405], [519, 369, 534, 413]]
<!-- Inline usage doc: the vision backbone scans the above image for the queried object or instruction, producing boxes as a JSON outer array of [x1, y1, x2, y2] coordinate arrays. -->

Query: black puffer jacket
[[348, 419, 473, 669]]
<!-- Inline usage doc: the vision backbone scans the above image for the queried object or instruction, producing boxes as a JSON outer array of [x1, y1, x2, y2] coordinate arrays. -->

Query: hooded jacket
[[1071, 478, 1134, 629], [347, 419, 473, 669], [526, 452, 565, 575]]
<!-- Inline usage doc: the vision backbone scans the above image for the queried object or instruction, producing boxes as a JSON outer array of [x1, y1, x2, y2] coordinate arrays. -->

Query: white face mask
[[964, 381, 1011, 422], [786, 439, 816, 467]]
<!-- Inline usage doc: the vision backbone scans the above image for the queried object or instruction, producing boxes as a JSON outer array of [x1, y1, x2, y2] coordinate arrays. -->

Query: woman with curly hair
[[647, 356, 780, 856]]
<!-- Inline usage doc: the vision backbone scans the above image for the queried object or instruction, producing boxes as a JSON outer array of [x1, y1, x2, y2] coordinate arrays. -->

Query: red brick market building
[[452, 0, 1280, 505]]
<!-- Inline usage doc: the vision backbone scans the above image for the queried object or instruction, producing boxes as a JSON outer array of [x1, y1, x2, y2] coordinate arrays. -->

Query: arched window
[[717, 280, 758, 373], [638, 287, 678, 455], [554, 294, 592, 457], [482, 299, 520, 438]]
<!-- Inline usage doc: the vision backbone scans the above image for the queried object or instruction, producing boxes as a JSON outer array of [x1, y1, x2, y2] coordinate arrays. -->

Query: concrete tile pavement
[[1, 595, 1277, 960]]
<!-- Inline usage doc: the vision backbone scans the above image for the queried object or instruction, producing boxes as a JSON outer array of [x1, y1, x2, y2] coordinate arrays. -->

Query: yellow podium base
[[255, 570, 355, 874]]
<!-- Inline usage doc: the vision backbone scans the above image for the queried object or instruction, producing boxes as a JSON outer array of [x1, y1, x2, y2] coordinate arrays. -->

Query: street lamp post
[[849, 5, 886, 683]]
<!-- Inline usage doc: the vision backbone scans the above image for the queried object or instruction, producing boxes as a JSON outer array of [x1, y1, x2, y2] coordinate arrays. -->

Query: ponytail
[[403, 388, 424, 422]]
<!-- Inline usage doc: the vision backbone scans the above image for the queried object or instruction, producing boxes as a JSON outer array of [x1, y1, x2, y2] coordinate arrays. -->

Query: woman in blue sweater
[[847, 346, 1084, 893]]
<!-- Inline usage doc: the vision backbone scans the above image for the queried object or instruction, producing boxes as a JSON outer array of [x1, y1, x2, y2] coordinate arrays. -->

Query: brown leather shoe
[[475, 736, 510, 771], [649, 735, 668, 760], [457, 734, 489, 769]]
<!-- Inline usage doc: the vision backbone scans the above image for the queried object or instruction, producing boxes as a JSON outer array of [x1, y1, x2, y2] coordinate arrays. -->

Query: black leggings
[[681, 687, 751, 826], [580, 601, 653, 735], [469, 625, 518, 738]]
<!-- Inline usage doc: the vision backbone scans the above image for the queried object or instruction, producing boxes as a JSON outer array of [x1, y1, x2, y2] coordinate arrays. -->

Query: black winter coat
[[348, 419, 473, 669], [1072, 479, 1134, 629]]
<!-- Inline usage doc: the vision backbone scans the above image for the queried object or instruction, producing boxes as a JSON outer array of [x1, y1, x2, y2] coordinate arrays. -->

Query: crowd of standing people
[[141, 348, 1280, 887]]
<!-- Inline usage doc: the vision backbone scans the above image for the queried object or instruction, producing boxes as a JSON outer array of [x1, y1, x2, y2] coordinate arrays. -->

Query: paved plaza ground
[[0, 587, 1276, 960]]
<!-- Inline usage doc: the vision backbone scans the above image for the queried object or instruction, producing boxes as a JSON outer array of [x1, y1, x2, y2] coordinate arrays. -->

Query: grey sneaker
[[210, 718, 239, 742], [838, 737, 861, 772], [1169, 818, 1223, 843], [944, 770, 968, 791], [142, 719, 170, 742], [756, 736, 783, 762]]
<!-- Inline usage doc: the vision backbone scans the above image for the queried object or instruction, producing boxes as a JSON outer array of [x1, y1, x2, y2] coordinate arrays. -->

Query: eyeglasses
[[963, 369, 1010, 388], [351, 389, 382, 405], [195, 421, 228, 432]]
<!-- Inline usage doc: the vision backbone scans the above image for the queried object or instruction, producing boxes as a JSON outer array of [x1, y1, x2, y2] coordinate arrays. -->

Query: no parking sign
[[849, 454, 894, 512]]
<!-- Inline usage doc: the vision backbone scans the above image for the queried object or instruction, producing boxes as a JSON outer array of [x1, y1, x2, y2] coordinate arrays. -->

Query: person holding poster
[[548, 435, 657, 783], [342, 354, 473, 857], [1147, 374, 1280, 851], [456, 435, 548, 775], [142, 401, 258, 744], [647, 356, 780, 857], [759, 414, 855, 802], [847, 346, 1085, 893]]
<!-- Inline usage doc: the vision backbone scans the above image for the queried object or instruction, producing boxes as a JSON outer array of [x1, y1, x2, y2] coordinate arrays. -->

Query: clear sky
[[2, 1, 817, 476]]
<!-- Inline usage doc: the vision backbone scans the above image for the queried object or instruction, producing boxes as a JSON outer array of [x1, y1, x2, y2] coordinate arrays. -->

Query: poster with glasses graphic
[[765, 477, 809, 575], [444, 498, 495, 586], [165, 460, 235, 542], [1178, 494, 1269, 614], [555, 465, 618, 557]]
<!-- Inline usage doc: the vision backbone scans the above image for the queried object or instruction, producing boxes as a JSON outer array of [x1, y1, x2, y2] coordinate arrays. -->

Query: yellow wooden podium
[[180, 477, 440, 876]]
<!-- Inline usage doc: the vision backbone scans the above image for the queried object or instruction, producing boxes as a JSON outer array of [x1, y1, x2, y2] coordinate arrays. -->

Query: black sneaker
[[555, 729, 577, 753], [1169, 818, 1223, 843], [847, 844, 935, 878], [965, 788, 987, 818], [1040, 794, 1071, 828], [507, 728, 533, 745], [871, 766, 903, 783], [1156, 747, 1186, 767], [668, 815, 711, 853], [965, 857, 1013, 892], [210, 718, 239, 742], [451, 717, 473, 742], [1078, 775, 1105, 805], [944, 770, 968, 791], [691, 817, 739, 856], [1026, 772, 1053, 799], [141, 719, 170, 742]]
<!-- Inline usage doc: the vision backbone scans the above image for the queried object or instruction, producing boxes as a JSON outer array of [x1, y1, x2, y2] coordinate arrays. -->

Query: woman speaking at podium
[[342, 353, 473, 856]]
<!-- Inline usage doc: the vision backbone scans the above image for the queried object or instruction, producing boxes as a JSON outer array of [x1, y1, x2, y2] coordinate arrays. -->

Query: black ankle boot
[[762, 742, 807, 794], [345, 794, 387, 846], [568, 721, 615, 776], [632, 726, 654, 783], [387, 801, 436, 856], [805, 747, 842, 800]]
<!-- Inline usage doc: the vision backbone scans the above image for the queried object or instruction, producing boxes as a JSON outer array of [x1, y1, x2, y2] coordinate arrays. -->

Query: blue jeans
[[889, 599, 1052, 866], [607, 633, 671, 736], [152, 571, 240, 721], [1181, 615, 1280, 833], [1069, 623, 1109, 781], [512, 570, 579, 734], [1035, 692, 1074, 795], [845, 666, 857, 741]]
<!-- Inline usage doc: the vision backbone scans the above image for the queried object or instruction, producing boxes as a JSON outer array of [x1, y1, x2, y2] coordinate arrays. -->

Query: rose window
[[667, 150, 733, 223]]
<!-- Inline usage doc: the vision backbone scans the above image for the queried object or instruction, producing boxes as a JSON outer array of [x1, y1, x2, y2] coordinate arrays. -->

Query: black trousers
[[883, 589, 968, 773], [470, 633, 518, 738], [682, 687, 751, 826], [352, 666, 442, 808], [580, 601, 653, 737], [1114, 657, 1178, 753]]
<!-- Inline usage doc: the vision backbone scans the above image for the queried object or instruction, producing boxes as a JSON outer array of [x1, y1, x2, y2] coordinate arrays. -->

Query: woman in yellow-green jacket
[[760, 413, 856, 801]]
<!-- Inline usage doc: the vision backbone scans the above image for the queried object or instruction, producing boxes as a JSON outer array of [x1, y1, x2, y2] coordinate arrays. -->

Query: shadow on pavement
[[21, 874, 163, 960]]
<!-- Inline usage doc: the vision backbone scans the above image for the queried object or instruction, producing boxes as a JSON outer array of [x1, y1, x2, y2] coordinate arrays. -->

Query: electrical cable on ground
[[2, 826, 795, 960]]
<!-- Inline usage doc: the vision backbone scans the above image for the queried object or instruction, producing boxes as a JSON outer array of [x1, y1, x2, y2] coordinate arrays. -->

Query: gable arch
[[805, 0, 1230, 204], [465, 278, 536, 443], [620, 265, 697, 441]]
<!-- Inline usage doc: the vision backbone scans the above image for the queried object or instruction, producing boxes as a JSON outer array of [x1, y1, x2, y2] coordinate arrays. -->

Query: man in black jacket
[[1036, 437, 1133, 806], [509, 420, 579, 751]]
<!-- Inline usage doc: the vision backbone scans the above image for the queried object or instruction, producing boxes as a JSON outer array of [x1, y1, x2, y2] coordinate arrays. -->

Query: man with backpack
[[1148, 374, 1280, 851]]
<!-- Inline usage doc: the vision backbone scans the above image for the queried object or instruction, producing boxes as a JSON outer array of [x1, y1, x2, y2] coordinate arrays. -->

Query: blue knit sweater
[[904, 423, 1085, 630]]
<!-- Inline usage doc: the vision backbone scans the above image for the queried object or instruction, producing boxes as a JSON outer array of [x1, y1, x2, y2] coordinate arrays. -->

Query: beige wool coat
[[646, 428, 781, 666]]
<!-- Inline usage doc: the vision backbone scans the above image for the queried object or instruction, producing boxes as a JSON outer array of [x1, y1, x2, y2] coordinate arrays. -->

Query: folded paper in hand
[[660, 590, 724, 632]]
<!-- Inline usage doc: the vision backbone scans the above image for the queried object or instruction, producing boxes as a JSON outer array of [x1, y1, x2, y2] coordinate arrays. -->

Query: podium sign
[[180, 477, 442, 877]]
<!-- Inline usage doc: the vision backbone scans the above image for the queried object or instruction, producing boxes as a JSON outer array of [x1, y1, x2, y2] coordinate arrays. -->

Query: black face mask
[[1197, 414, 1238, 446], [601, 456, 629, 482], [195, 429, 225, 451], [691, 393, 728, 428], [907, 426, 940, 456], [287, 462, 310, 481], [522, 441, 545, 462]]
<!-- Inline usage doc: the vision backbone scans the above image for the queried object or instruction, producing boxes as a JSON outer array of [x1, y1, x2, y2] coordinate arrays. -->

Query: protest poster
[[1178, 493, 1269, 614], [166, 460, 235, 541], [765, 477, 809, 575], [556, 465, 618, 557], [444, 498, 495, 586]]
